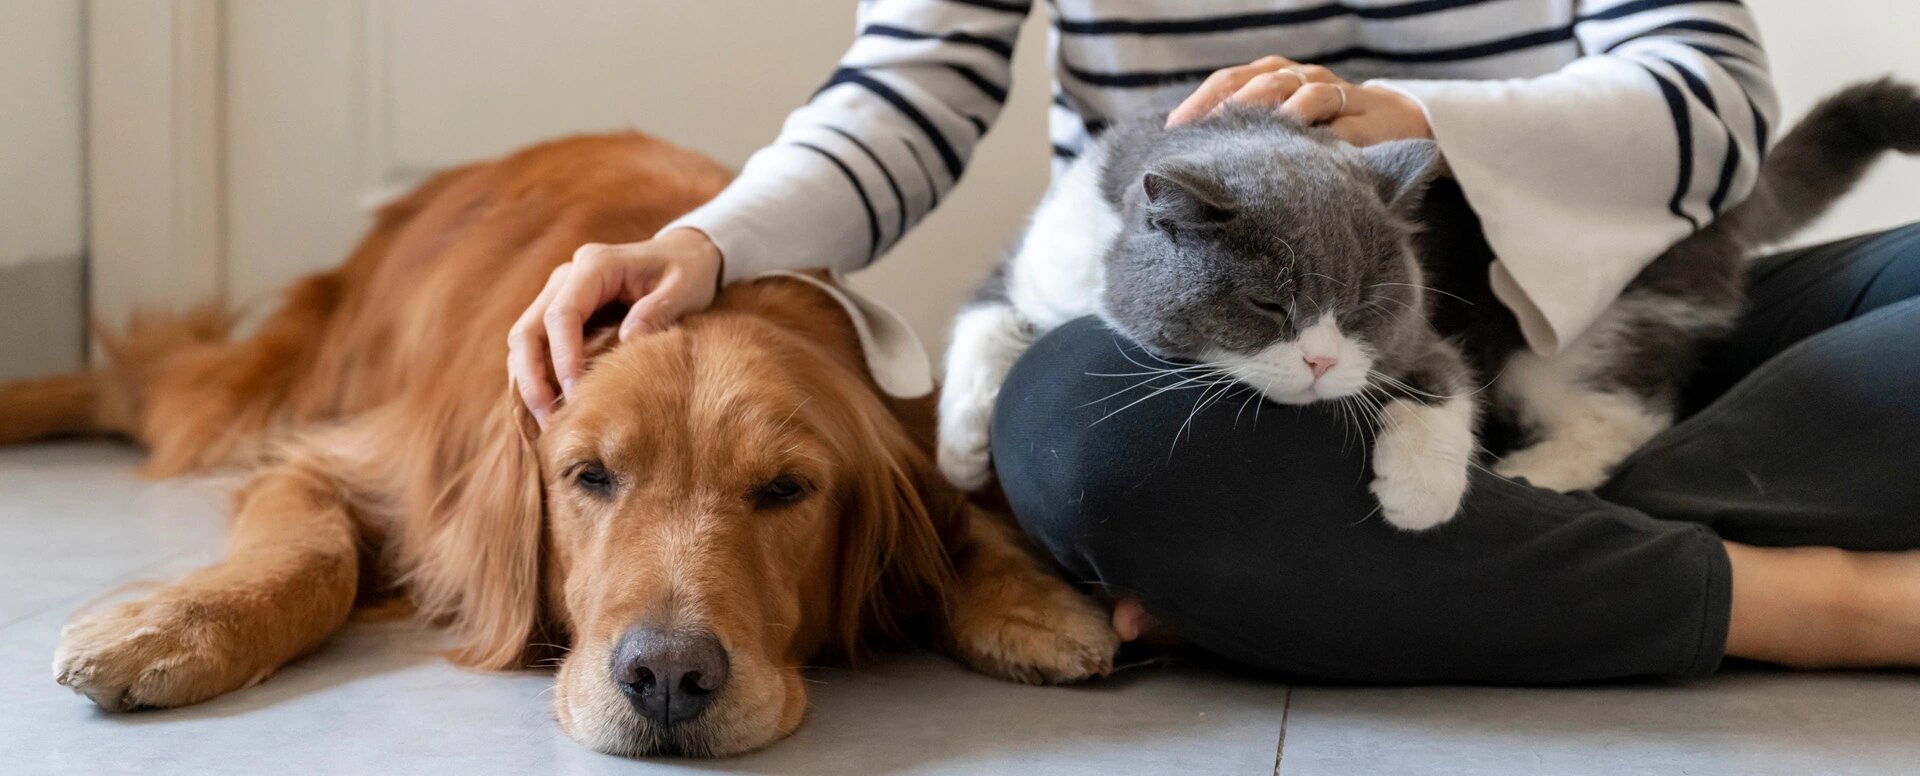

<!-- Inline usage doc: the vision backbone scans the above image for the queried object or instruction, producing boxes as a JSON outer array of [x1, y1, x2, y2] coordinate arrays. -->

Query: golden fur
[[0, 132, 1117, 757]]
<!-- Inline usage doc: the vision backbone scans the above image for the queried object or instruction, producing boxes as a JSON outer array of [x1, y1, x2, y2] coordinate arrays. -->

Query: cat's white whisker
[[1371, 281, 1474, 306], [1084, 366, 1207, 378], [1350, 500, 1385, 527], [1169, 379, 1244, 459], [1368, 370, 1464, 402], [1336, 396, 1363, 454], [1233, 384, 1263, 429], [1365, 295, 1419, 318], [1077, 373, 1186, 409], [1090, 372, 1233, 426], [1078, 367, 1224, 409], [1121, 342, 1192, 369]]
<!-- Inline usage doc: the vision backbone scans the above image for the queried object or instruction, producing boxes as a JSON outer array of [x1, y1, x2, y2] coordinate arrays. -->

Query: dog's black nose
[[611, 627, 729, 727]]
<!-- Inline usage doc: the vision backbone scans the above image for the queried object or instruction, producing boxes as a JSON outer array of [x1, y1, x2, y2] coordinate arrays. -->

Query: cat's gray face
[[1098, 126, 1439, 405]]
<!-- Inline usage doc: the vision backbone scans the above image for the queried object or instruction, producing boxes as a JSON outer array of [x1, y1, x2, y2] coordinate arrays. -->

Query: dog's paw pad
[[52, 598, 245, 712], [952, 588, 1118, 685]]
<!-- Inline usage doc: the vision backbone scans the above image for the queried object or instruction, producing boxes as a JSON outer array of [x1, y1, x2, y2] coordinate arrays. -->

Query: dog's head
[[420, 276, 961, 757]]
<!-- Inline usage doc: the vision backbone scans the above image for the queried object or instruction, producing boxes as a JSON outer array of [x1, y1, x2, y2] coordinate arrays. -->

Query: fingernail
[[560, 378, 576, 398]]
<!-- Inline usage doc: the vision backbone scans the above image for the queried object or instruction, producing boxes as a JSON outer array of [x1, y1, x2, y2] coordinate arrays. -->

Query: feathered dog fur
[[0, 133, 1117, 757]]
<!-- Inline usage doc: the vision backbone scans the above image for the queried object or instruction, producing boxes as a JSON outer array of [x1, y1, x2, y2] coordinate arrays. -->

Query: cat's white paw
[[937, 386, 997, 491], [1494, 442, 1615, 492], [1372, 452, 1469, 531], [940, 304, 1035, 491], [1370, 398, 1475, 531], [937, 425, 993, 492], [1492, 366, 1669, 493]]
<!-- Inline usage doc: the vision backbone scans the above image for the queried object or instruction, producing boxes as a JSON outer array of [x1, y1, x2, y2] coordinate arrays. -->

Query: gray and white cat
[[939, 80, 1920, 530]]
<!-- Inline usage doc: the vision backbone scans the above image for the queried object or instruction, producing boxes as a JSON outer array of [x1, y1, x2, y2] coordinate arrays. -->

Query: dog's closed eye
[[569, 461, 616, 496], [751, 475, 810, 510]]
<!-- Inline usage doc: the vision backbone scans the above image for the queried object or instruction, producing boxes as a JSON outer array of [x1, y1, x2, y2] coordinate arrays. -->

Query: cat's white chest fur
[[936, 150, 1119, 489], [1004, 148, 1119, 330]]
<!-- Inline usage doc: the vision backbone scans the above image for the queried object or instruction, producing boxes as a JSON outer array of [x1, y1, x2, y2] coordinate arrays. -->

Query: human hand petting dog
[[1167, 56, 1433, 146], [508, 227, 723, 426]]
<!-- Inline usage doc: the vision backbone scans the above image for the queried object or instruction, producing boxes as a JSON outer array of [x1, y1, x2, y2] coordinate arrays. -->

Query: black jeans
[[992, 224, 1920, 683]]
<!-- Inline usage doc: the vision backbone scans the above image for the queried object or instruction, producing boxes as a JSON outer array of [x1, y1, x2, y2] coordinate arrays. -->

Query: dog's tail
[[1709, 77, 1920, 253], [0, 304, 236, 447], [0, 373, 106, 446]]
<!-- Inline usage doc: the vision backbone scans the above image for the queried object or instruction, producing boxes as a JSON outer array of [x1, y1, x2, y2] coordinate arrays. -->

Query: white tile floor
[[4, 441, 1918, 775]]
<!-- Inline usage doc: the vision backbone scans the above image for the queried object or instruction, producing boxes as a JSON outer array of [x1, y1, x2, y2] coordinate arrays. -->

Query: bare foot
[[1844, 549, 1920, 663], [1111, 597, 1160, 643], [1728, 543, 1920, 668]]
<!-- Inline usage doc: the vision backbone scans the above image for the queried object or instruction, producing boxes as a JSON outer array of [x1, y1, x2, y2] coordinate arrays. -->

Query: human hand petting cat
[[1167, 56, 1432, 146]]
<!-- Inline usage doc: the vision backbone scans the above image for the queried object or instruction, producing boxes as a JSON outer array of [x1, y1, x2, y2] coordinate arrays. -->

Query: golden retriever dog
[[0, 132, 1118, 757]]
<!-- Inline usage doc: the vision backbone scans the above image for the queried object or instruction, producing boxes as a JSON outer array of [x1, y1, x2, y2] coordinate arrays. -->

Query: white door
[[89, 0, 1055, 353]]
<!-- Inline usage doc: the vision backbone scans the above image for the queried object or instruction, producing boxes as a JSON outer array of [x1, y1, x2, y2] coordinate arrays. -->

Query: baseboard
[[0, 257, 86, 380]]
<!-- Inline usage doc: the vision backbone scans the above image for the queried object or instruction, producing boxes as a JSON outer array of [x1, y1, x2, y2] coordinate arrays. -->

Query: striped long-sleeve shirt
[[665, 0, 1778, 355]]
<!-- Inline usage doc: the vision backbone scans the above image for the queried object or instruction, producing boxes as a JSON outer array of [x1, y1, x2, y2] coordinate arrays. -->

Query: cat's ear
[[1362, 139, 1441, 214], [1142, 163, 1234, 229]]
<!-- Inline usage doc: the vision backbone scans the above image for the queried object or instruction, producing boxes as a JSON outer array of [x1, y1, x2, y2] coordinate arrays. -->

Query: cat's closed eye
[[1244, 295, 1292, 322]]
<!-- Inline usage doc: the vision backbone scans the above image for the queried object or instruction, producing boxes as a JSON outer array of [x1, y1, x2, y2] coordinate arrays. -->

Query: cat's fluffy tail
[[1709, 77, 1920, 253]]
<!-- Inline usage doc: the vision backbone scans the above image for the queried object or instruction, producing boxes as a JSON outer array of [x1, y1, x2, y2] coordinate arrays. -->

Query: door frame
[[84, 0, 225, 331]]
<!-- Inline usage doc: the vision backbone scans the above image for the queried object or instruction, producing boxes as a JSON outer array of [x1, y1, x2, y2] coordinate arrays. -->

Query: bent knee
[[1853, 223, 1920, 313], [989, 317, 1375, 576], [989, 319, 1157, 570]]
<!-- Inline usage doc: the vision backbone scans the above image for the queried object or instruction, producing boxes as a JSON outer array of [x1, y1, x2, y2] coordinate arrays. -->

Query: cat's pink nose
[[1303, 355, 1337, 379]]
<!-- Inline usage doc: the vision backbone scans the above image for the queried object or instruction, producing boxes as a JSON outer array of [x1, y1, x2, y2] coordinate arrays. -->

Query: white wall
[[0, 0, 86, 379], [0, 0, 85, 270], [1747, 0, 1920, 247]]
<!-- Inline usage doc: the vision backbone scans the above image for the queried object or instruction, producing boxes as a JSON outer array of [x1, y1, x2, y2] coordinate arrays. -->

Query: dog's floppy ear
[[719, 271, 958, 656], [402, 383, 550, 669], [827, 380, 966, 661]]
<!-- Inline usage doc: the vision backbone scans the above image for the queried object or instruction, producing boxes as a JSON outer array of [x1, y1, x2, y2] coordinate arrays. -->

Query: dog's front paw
[[1494, 441, 1614, 492], [947, 576, 1118, 685], [54, 595, 264, 712], [1371, 399, 1474, 531]]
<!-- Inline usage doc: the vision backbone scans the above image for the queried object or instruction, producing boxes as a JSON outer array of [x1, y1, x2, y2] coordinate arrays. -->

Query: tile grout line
[[1272, 684, 1293, 776]]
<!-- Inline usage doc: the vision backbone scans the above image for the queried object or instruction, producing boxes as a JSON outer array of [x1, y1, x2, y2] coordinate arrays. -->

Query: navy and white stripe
[[1578, 0, 1774, 226], [764, 0, 1031, 262], [669, 0, 1778, 349]]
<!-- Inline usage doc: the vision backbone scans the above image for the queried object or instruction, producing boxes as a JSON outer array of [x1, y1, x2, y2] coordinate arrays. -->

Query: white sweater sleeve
[[1374, 0, 1778, 355], [662, 0, 1031, 283]]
